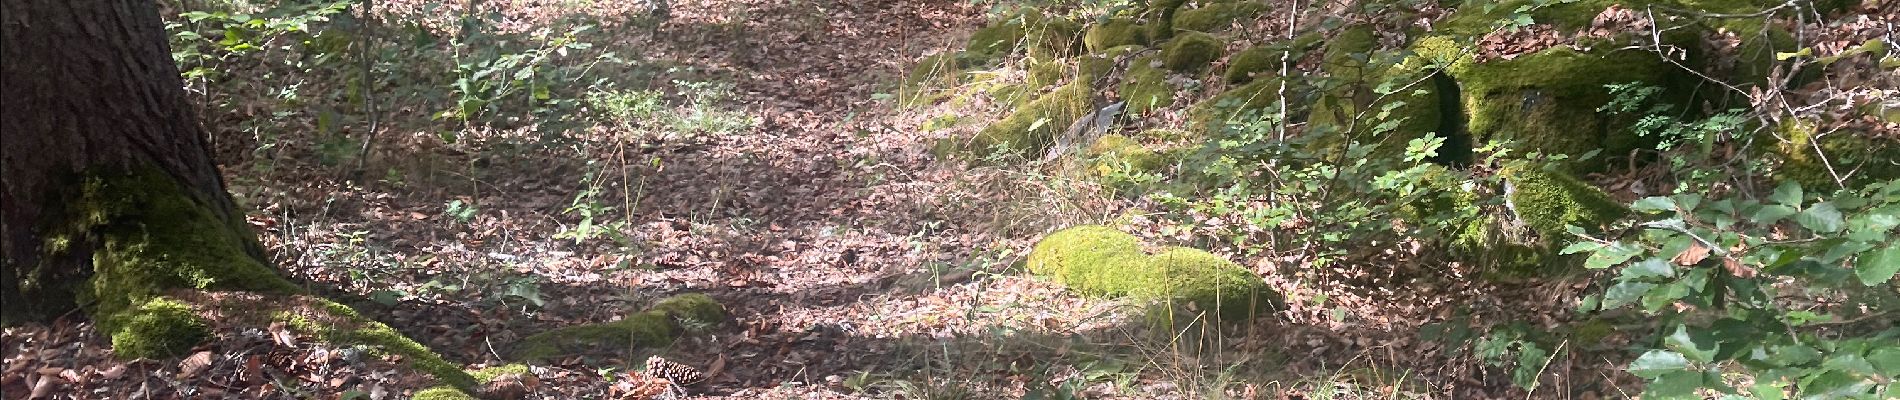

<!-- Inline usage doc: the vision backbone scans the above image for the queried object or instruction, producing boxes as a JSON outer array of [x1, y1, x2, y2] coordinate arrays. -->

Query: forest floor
[[0, 0, 1689, 399]]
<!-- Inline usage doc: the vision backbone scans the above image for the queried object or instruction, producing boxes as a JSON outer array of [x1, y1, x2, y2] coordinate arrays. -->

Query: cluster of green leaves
[[165, 0, 628, 168], [1566, 180, 1900, 398], [1601, 82, 1751, 186]]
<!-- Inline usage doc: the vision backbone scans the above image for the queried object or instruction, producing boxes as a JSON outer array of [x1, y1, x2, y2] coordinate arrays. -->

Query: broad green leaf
[[1750, 381, 1789, 400], [1771, 182, 1804, 207], [1798, 369, 1876, 398], [1822, 354, 1880, 378], [1634, 350, 1694, 379], [1603, 281, 1655, 310], [1664, 325, 1719, 363], [1797, 202, 1845, 233], [1752, 204, 1798, 224], [1633, 196, 1677, 213], [1561, 241, 1605, 255], [1644, 370, 1704, 400], [1855, 246, 1900, 286], [1622, 258, 1675, 280], [1630, 350, 1692, 379], [1643, 281, 1691, 312], [1867, 347, 1900, 377], [1586, 242, 1644, 269]]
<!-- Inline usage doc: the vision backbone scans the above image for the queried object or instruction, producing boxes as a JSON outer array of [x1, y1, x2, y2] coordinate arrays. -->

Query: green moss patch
[[970, 83, 1095, 157], [1170, 1, 1268, 33], [1773, 121, 1900, 188], [1026, 225, 1276, 321], [469, 364, 532, 383], [412, 386, 478, 400], [108, 297, 210, 359], [275, 297, 479, 389], [1119, 55, 1175, 115], [1222, 35, 1322, 85], [900, 53, 964, 107], [963, 9, 1085, 63], [1450, 46, 1684, 171], [1084, 17, 1149, 53], [510, 294, 727, 362], [1188, 76, 1301, 132], [1161, 32, 1223, 72], [32, 167, 301, 355], [1143, 0, 1189, 41], [1504, 166, 1627, 239]]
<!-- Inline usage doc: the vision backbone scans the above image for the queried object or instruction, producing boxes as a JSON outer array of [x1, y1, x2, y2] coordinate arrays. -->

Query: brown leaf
[[705, 354, 728, 381], [99, 364, 127, 380], [1674, 242, 1711, 266], [178, 351, 213, 379], [1724, 257, 1759, 278], [28, 375, 55, 399]]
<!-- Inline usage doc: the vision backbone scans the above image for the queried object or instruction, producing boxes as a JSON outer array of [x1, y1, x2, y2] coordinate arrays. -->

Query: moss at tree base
[[108, 297, 209, 359]]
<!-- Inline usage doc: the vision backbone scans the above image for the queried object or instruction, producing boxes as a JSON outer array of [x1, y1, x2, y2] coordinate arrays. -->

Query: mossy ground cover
[[968, 83, 1095, 157], [1026, 225, 1275, 322], [510, 293, 727, 362], [1161, 31, 1223, 72]]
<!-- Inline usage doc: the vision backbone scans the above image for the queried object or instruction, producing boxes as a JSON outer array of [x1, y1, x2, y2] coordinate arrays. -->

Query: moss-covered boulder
[[1772, 121, 1900, 188], [1027, 225, 1276, 321], [899, 53, 964, 107], [1449, 45, 1687, 171], [1143, 0, 1189, 41], [1027, 16, 1086, 60], [1119, 55, 1175, 115], [1187, 76, 1306, 131], [108, 297, 209, 359], [413, 386, 478, 400], [1026, 59, 1067, 90], [1503, 166, 1627, 239], [1422, 165, 1624, 274], [1719, 19, 1795, 89], [1084, 17, 1149, 53], [970, 83, 1095, 157], [1223, 34, 1322, 85], [510, 294, 727, 362], [1161, 31, 1224, 72], [1171, 0, 1268, 33], [1304, 26, 1451, 160]]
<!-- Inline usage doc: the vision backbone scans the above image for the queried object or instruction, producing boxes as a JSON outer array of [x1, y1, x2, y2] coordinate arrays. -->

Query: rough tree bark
[[1, 0, 261, 322]]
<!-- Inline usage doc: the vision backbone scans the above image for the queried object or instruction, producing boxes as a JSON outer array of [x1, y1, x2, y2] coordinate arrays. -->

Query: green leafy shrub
[[1566, 180, 1900, 399]]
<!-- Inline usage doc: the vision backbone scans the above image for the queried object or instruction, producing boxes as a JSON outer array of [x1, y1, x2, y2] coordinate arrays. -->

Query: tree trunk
[[1, 0, 260, 323]]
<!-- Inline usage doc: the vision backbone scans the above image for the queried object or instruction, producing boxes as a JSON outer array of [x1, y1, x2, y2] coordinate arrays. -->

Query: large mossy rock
[[964, 9, 1085, 63], [1027, 225, 1277, 321], [1161, 31, 1224, 72], [510, 294, 727, 362], [1503, 166, 1627, 238], [1171, 0, 1268, 33], [1422, 165, 1628, 274], [1119, 55, 1175, 115], [899, 53, 965, 107], [970, 83, 1095, 157], [1446, 45, 1687, 171], [1084, 17, 1150, 53], [1772, 121, 1900, 188], [1222, 33, 1321, 85], [1305, 25, 1449, 159], [1142, 0, 1189, 41], [1187, 76, 1307, 132]]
